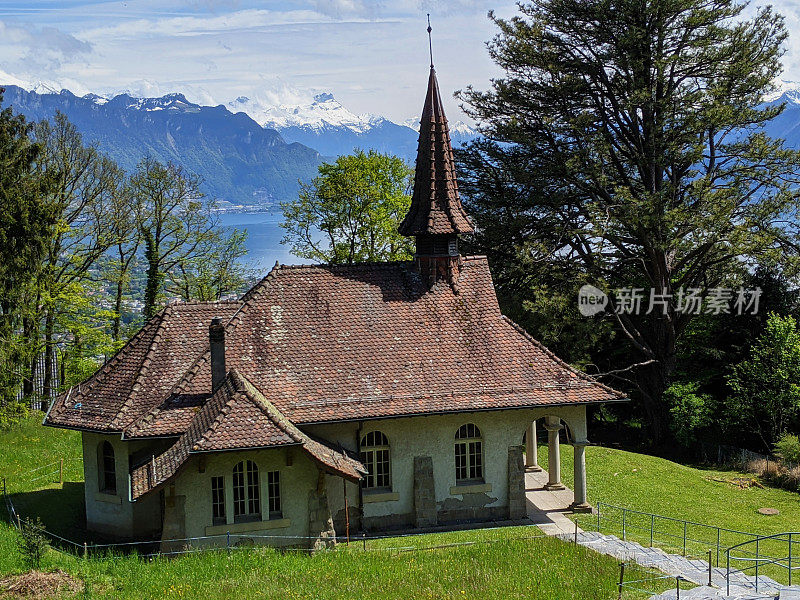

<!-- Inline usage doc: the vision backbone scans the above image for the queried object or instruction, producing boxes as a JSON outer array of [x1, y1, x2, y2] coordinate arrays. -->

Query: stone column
[[308, 470, 336, 550], [544, 417, 565, 491], [413, 456, 437, 528], [507, 446, 527, 520], [570, 442, 591, 512], [525, 422, 541, 471]]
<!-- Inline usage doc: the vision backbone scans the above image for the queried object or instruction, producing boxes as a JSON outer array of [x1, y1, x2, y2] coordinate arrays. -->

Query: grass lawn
[[0, 414, 641, 599]]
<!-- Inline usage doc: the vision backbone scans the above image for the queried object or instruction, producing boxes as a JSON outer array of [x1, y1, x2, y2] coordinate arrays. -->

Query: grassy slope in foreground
[[0, 415, 637, 599]]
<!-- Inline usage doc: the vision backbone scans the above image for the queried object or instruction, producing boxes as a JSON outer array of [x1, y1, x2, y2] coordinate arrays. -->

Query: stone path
[[525, 467, 581, 536], [525, 470, 799, 600]]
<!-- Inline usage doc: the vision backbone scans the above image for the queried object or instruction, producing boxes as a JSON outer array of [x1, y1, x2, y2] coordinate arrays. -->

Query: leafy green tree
[[132, 159, 217, 318], [726, 313, 800, 451], [281, 150, 413, 264], [457, 0, 800, 440], [34, 114, 122, 404], [0, 89, 57, 406], [169, 228, 250, 301]]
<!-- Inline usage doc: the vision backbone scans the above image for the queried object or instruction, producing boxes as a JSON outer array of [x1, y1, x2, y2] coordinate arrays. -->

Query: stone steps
[[564, 531, 793, 600]]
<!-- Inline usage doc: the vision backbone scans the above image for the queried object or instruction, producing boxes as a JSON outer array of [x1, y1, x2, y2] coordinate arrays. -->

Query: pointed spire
[[398, 66, 474, 237]]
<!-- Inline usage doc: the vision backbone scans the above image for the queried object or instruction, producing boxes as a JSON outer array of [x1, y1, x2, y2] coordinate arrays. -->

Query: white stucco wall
[[170, 446, 320, 545], [82, 432, 166, 539], [306, 405, 587, 529]]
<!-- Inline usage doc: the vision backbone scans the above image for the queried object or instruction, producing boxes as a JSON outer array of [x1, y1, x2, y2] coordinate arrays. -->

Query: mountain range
[[0, 84, 478, 207], [6, 81, 800, 209]]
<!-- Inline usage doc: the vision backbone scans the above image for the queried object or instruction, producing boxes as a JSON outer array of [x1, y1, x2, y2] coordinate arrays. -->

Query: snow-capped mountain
[[228, 92, 478, 160], [228, 92, 378, 133]]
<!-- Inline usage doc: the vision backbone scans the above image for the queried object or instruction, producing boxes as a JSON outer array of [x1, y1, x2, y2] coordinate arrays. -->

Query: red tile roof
[[130, 369, 365, 500], [45, 301, 240, 432], [398, 67, 474, 236], [47, 258, 624, 442]]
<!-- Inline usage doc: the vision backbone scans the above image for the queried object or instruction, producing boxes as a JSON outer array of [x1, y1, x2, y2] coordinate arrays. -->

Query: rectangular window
[[211, 476, 225, 525], [455, 443, 467, 481], [233, 466, 245, 517], [469, 441, 483, 479], [247, 461, 260, 516], [361, 449, 391, 490], [267, 471, 281, 517]]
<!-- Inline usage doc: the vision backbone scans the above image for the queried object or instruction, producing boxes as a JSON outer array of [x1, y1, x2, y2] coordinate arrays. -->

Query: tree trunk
[[42, 310, 55, 411], [113, 278, 124, 341], [143, 234, 160, 319]]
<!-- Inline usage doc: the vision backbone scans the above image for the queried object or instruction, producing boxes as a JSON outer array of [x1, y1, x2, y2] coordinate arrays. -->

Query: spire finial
[[427, 14, 434, 69]]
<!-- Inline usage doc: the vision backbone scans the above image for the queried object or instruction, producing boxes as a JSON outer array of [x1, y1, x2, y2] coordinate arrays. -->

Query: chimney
[[209, 316, 226, 392]]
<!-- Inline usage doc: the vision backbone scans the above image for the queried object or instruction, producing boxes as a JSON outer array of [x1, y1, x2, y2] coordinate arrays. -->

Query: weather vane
[[427, 13, 434, 69]]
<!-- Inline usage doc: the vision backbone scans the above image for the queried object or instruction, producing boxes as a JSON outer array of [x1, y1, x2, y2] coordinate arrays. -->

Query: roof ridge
[[234, 370, 305, 444], [112, 305, 174, 429], [57, 307, 164, 406], [500, 315, 626, 399], [192, 378, 238, 451]]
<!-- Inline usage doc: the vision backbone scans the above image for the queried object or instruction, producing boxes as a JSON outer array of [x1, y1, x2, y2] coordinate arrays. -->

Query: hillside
[[1, 86, 323, 207]]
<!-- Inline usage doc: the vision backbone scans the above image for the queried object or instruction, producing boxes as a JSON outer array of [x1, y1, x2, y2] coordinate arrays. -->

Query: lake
[[217, 211, 308, 273]]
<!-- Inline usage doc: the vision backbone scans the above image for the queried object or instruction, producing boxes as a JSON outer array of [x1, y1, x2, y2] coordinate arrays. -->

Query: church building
[[44, 65, 625, 549]]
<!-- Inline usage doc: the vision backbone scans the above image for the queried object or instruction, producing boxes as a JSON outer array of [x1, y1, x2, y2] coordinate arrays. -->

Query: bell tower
[[398, 64, 474, 287]]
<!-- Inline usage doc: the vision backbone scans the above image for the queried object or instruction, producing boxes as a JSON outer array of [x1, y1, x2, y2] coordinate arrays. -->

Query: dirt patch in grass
[[0, 570, 81, 599]]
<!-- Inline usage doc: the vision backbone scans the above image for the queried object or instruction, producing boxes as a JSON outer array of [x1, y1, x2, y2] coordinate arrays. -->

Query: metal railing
[[594, 501, 761, 567], [726, 532, 800, 595]]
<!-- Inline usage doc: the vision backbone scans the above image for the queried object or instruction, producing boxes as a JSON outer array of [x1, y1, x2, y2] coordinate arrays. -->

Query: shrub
[[665, 382, 714, 447], [774, 433, 800, 466], [0, 401, 30, 430], [16, 517, 49, 570]]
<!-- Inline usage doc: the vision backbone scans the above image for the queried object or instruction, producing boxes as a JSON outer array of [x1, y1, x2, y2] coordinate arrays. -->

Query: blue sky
[[2, 0, 800, 122]]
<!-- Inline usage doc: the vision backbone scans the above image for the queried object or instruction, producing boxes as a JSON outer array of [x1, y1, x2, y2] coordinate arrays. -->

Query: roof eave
[[294, 396, 630, 426]]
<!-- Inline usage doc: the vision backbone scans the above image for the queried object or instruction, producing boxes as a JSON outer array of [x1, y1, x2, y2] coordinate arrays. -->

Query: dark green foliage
[[725, 313, 800, 451], [0, 88, 58, 405], [16, 517, 48, 570], [774, 433, 800, 465], [457, 0, 800, 441]]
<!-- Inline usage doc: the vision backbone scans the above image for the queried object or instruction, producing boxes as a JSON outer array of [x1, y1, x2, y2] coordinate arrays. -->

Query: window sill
[[363, 490, 399, 503], [450, 483, 492, 495], [205, 518, 291, 536], [94, 492, 122, 505]]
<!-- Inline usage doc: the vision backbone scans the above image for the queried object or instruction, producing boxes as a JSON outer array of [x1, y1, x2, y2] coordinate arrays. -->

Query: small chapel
[[44, 64, 626, 548]]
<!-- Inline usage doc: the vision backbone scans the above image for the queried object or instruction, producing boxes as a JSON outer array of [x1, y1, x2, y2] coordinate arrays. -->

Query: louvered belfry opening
[[399, 67, 474, 287]]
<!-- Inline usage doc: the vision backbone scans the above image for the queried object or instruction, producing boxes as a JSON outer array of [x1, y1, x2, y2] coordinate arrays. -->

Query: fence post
[[789, 533, 793, 587], [676, 576, 681, 600], [597, 503, 601, 533], [574, 520, 578, 544], [617, 563, 625, 600], [726, 551, 730, 596], [650, 514, 654, 547], [708, 550, 712, 587], [622, 509, 626, 541], [716, 528, 720, 567], [755, 537, 759, 592], [59, 458, 64, 486], [227, 531, 231, 555], [83, 542, 87, 560]]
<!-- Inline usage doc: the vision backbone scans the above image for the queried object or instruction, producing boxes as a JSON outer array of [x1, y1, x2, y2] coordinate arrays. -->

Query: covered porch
[[522, 414, 591, 533]]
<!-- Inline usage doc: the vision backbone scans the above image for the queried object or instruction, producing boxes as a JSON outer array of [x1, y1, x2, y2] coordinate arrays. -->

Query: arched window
[[360, 431, 391, 490], [232, 460, 261, 522], [99, 441, 116, 494], [455, 424, 483, 483]]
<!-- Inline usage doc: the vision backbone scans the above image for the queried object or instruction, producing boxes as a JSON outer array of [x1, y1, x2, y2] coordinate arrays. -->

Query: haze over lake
[[217, 211, 302, 272]]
